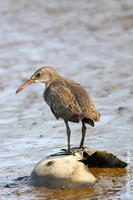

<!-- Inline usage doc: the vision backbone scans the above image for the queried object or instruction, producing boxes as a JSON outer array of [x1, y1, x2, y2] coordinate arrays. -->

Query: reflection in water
[[0, 0, 133, 199]]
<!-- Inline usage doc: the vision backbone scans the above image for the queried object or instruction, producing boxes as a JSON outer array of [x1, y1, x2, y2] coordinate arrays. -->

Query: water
[[0, 0, 133, 199]]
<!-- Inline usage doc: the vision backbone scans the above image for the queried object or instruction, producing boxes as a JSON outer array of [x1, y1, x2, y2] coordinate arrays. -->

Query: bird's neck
[[45, 81, 52, 88], [45, 76, 61, 88]]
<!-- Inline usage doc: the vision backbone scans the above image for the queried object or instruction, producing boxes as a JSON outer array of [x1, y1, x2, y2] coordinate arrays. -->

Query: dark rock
[[82, 148, 127, 168]]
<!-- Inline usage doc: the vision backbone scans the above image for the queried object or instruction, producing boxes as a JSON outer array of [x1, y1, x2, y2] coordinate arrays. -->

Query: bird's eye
[[35, 73, 41, 78]]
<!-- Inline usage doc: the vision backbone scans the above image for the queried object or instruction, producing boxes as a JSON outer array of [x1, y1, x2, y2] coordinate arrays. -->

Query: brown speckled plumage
[[16, 66, 100, 154]]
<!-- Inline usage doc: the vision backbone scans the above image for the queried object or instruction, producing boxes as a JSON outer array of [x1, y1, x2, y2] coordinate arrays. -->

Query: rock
[[28, 153, 97, 189], [82, 148, 127, 168], [28, 148, 127, 189]]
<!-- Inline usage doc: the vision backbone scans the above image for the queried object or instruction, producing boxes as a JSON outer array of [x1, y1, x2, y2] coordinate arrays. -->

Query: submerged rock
[[28, 148, 127, 189]]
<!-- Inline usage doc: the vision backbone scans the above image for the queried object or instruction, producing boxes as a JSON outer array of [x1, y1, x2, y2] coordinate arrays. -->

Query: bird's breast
[[43, 87, 51, 105]]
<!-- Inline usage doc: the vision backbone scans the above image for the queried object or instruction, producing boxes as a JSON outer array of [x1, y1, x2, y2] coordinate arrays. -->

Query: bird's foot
[[68, 146, 86, 154], [61, 146, 87, 155], [61, 148, 76, 155], [47, 149, 71, 157], [79, 143, 86, 149]]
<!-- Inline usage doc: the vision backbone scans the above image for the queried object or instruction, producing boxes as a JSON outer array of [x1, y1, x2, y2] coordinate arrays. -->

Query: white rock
[[28, 153, 97, 189]]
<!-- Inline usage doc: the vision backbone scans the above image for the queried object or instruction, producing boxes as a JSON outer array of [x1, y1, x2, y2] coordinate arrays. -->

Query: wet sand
[[0, 0, 133, 199]]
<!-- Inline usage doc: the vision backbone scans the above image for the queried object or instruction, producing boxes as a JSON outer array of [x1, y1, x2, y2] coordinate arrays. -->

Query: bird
[[16, 66, 100, 154]]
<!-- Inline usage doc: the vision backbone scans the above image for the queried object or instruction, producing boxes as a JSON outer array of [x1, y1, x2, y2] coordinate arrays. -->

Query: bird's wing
[[45, 79, 100, 122], [45, 81, 82, 121], [70, 85, 100, 122]]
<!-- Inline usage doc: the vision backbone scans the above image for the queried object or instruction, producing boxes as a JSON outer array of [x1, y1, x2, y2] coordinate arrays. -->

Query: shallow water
[[0, 0, 133, 199]]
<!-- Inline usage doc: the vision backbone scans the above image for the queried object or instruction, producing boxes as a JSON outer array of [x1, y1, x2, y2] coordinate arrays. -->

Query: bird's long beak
[[16, 79, 35, 94]]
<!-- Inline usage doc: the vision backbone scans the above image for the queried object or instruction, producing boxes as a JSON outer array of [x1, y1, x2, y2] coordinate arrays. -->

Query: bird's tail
[[83, 110, 100, 127], [83, 118, 94, 127]]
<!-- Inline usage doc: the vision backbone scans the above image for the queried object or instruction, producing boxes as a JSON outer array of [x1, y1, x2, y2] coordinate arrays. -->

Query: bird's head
[[16, 66, 59, 93]]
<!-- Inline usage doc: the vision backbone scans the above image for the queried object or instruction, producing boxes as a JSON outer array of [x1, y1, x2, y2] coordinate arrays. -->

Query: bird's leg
[[80, 120, 86, 148], [64, 120, 71, 154]]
